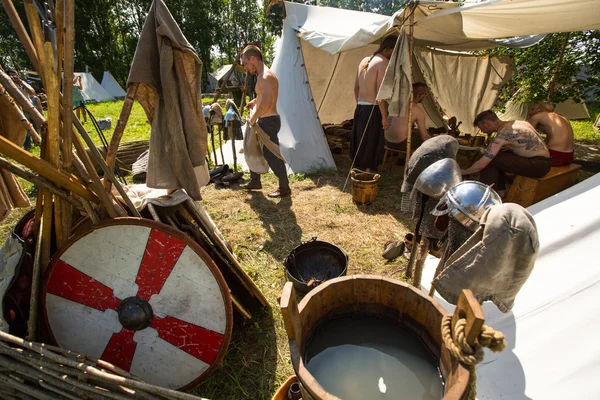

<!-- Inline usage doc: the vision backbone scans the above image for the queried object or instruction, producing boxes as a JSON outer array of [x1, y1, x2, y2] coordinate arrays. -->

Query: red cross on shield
[[43, 218, 233, 390]]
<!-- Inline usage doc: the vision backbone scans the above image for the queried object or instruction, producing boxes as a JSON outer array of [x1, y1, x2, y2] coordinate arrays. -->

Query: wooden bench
[[505, 163, 581, 207]]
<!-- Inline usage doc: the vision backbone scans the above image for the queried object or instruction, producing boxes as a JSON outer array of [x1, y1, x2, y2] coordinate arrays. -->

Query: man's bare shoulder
[[412, 103, 425, 118], [259, 68, 278, 83], [370, 54, 389, 68]]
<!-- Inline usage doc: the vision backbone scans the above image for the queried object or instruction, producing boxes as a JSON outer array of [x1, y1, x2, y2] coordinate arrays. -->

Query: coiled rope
[[441, 315, 507, 399]]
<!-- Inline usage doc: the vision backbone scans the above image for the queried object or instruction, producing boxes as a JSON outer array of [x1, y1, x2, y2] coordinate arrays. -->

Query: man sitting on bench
[[461, 110, 552, 197], [384, 82, 431, 153], [528, 103, 575, 167]]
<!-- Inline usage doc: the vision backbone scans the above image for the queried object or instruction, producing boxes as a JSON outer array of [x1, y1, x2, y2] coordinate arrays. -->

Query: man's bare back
[[355, 54, 389, 104], [495, 121, 549, 158], [529, 111, 573, 152], [385, 104, 426, 142]]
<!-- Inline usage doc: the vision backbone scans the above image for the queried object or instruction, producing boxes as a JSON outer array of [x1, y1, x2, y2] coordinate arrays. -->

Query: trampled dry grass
[[193, 154, 414, 399]]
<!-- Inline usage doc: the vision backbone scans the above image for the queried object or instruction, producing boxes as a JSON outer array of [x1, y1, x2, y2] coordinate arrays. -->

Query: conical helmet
[[433, 181, 502, 230], [413, 158, 462, 199]]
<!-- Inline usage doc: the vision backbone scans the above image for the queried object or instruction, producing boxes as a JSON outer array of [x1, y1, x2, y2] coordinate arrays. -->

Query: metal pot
[[284, 238, 348, 294]]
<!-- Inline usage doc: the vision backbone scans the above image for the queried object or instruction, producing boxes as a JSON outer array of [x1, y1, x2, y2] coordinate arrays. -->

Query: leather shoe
[[268, 188, 291, 198], [242, 180, 262, 190]]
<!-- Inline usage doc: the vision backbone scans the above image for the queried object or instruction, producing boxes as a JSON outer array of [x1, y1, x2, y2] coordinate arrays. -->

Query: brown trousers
[[479, 151, 552, 190]]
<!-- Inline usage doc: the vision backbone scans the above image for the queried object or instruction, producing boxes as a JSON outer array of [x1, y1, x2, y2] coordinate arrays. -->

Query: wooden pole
[[1, 0, 42, 76], [239, 71, 250, 115], [43, 40, 64, 246], [104, 83, 139, 189], [0, 156, 83, 210], [26, 215, 44, 341], [0, 83, 42, 144], [0, 135, 97, 202], [405, 9, 415, 163], [230, 123, 237, 172], [547, 32, 570, 102], [71, 116, 140, 217], [61, 0, 74, 171], [23, 0, 46, 72], [0, 69, 45, 127]]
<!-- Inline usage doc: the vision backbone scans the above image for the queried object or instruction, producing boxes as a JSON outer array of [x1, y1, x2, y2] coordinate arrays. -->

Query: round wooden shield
[[42, 218, 233, 390]]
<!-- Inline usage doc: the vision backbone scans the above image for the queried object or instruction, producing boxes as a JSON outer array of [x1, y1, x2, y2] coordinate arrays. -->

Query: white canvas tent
[[420, 172, 600, 399], [76, 72, 114, 103], [499, 98, 591, 121], [101, 71, 126, 99], [272, 0, 600, 173]]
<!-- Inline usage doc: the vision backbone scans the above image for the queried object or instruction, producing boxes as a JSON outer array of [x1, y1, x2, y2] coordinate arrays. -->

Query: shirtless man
[[351, 35, 397, 172], [462, 110, 551, 197], [528, 103, 574, 167], [240, 45, 290, 198], [385, 82, 431, 152]]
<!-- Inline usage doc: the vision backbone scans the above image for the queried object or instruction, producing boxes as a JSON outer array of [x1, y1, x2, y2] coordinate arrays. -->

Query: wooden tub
[[280, 275, 470, 400]]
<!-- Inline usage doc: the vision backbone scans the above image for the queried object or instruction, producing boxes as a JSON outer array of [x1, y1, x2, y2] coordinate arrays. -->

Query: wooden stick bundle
[[0, 331, 209, 400]]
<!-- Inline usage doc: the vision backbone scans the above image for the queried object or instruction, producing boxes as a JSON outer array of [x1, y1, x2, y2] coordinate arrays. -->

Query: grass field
[[1, 100, 598, 399]]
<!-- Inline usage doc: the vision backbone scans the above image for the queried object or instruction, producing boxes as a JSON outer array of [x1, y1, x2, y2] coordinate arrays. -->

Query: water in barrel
[[304, 315, 444, 399]]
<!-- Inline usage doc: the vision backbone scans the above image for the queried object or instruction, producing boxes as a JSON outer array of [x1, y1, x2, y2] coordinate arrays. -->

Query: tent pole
[[405, 6, 415, 163]]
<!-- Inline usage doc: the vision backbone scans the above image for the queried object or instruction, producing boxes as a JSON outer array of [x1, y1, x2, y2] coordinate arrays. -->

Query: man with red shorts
[[529, 103, 575, 167]]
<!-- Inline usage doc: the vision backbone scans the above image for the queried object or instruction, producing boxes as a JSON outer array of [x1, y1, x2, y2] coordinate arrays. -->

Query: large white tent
[[420, 172, 600, 399], [101, 71, 126, 99], [272, 0, 600, 173], [76, 72, 114, 103]]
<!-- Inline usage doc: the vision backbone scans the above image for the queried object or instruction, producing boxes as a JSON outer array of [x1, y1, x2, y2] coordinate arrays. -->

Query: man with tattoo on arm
[[462, 110, 551, 197]]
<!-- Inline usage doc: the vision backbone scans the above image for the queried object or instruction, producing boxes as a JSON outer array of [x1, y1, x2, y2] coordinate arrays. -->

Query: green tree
[[0, 2, 33, 72], [484, 31, 600, 105]]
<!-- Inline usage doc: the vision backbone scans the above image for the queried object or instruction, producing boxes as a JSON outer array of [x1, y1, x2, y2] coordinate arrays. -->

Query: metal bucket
[[279, 275, 471, 400], [350, 170, 380, 205], [284, 238, 348, 294]]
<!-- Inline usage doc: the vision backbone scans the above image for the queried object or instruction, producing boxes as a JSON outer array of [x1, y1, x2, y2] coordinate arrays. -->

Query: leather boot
[[242, 180, 262, 190], [268, 187, 291, 198]]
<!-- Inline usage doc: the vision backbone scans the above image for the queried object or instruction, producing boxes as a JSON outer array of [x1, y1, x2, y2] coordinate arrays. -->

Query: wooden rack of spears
[[0, 0, 268, 398]]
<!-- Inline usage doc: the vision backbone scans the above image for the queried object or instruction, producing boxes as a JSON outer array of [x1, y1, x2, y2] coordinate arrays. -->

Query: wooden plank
[[279, 282, 300, 341], [0, 135, 97, 202], [44, 40, 64, 246], [451, 289, 485, 346]]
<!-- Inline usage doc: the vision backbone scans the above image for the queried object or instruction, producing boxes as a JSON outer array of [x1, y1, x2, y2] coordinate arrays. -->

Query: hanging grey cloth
[[432, 203, 539, 313]]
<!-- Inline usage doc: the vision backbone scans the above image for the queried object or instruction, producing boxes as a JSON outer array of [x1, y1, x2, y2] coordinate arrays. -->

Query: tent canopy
[[101, 71, 126, 99], [76, 72, 114, 102], [272, 0, 599, 172], [289, 0, 600, 54]]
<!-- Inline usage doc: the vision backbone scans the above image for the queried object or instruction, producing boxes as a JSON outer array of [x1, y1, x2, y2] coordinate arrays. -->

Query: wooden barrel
[[350, 170, 380, 205], [280, 275, 471, 400]]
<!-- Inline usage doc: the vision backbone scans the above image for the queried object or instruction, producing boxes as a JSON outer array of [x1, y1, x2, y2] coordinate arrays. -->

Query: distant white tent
[[76, 72, 114, 102], [101, 71, 126, 99], [499, 98, 591, 121]]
